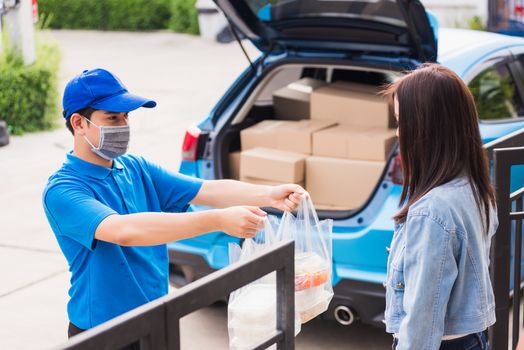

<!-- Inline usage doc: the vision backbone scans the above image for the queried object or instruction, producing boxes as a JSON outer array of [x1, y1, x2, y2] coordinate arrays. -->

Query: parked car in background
[[169, 0, 524, 328]]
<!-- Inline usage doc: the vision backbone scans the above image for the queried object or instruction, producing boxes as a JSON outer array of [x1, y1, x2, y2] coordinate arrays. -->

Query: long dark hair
[[384, 63, 495, 226]]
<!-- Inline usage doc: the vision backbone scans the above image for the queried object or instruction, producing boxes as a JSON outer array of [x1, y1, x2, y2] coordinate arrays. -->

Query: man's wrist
[[207, 209, 224, 232], [259, 185, 273, 207]]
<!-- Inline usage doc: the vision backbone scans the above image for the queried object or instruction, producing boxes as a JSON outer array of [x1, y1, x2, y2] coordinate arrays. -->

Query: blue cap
[[62, 68, 156, 119]]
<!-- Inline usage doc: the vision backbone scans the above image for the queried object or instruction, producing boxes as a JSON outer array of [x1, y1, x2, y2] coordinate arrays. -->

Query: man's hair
[[65, 107, 97, 135]]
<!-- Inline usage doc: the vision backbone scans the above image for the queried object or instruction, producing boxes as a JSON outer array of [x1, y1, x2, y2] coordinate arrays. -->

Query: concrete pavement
[[0, 30, 391, 349]]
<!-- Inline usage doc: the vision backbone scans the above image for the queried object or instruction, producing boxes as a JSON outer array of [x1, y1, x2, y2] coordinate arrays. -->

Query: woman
[[384, 63, 497, 350]]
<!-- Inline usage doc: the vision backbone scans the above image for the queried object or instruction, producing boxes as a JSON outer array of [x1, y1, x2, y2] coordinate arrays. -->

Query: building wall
[[422, 0, 488, 28]]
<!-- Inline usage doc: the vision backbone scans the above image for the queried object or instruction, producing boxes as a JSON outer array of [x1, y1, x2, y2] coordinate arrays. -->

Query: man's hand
[[217, 206, 267, 238], [269, 184, 305, 212]]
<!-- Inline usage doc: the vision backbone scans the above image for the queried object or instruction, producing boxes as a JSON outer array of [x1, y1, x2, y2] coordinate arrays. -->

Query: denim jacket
[[385, 177, 497, 350]]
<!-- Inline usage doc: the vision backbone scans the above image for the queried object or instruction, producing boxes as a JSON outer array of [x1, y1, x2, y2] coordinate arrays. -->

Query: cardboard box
[[241, 119, 336, 154], [313, 125, 397, 161], [312, 125, 352, 159], [306, 156, 384, 208], [229, 151, 241, 180], [346, 128, 397, 161], [273, 78, 326, 120], [333, 81, 383, 95], [240, 120, 289, 151], [310, 81, 393, 128], [240, 148, 306, 183], [240, 175, 305, 188], [313, 203, 359, 211], [277, 119, 336, 154]]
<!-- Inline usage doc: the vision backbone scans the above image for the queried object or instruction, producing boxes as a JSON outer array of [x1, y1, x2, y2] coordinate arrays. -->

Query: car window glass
[[469, 64, 524, 120]]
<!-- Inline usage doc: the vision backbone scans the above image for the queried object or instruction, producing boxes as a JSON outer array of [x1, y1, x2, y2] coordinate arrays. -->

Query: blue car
[[169, 0, 524, 328]]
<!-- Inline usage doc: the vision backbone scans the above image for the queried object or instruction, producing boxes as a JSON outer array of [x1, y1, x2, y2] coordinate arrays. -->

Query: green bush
[[38, 0, 172, 31], [468, 16, 487, 31], [169, 0, 199, 35], [38, 1, 102, 30], [106, 0, 172, 31], [0, 35, 61, 135]]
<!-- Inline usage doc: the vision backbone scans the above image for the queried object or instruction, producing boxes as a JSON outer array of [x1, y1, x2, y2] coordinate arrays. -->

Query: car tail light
[[516, 5, 524, 17], [32, 0, 38, 24], [391, 154, 404, 185], [182, 125, 202, 161]]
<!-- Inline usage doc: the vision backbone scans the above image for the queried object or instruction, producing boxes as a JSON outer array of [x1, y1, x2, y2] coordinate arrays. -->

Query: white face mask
[[83, 117, 130, 160]]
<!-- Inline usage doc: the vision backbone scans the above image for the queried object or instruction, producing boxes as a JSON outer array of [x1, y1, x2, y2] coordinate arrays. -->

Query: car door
[[469, 49, 524, 194], [465, 50, 524, 139]]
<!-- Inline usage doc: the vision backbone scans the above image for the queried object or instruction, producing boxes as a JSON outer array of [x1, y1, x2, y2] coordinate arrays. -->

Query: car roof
[[438, 28, 524, 77]]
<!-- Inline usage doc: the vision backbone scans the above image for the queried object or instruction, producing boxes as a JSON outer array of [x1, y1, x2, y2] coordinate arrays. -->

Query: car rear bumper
[[324, 279, 386, 328]]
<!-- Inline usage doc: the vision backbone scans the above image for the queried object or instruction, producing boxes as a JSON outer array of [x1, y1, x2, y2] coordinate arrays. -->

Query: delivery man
[[42, 68, 304, 343]]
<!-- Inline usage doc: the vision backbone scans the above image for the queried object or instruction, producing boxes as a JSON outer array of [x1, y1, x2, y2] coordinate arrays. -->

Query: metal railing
[[54, 240, 295, 350], [485, 128, 524, 161], [489, 146, 524, 350]]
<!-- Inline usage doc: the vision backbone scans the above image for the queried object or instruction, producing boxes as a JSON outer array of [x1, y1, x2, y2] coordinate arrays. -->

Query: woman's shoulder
[[413, 176, 469, 207], [408, 177, 474, 227]]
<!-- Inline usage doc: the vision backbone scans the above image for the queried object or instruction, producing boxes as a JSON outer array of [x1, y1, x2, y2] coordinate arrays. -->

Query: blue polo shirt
[[42, 153, 203, 330]]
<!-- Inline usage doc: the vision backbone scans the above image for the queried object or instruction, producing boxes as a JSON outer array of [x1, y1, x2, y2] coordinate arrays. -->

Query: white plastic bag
[[278, 194, 334, 324], [228, 217, 300, 350]]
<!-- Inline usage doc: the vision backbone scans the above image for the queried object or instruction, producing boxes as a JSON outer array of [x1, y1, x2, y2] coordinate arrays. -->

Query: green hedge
[[0, 36, 61, 135], [169, 0, 199, 35], [106, 0, 172, 31], [38, 1, 102, 30], [38, 0, 198, 33]]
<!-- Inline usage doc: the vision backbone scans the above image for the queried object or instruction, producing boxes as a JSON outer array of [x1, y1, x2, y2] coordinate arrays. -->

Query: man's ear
[[70, 113, 86, 135]]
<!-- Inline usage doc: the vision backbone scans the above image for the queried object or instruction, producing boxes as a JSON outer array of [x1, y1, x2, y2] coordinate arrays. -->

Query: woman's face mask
[[83, 117, 130, 160]]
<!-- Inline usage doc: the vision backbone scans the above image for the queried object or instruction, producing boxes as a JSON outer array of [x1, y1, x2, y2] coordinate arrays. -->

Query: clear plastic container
[[229, 284, 277, 349], [294, 252, 329, 291], [229, 322, 277, 350], [294, 252, 331, 322], [230, 335, 276, 350], [229, 283, 301, 349], [229, 284, 276, 325], [296, 284, 325, 310], [298, 296, 331, 323]]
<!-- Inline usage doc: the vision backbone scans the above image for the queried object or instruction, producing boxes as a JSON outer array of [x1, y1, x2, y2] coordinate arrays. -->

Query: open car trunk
[[214, 0, 437, 61], [214, 61, 402, 218]]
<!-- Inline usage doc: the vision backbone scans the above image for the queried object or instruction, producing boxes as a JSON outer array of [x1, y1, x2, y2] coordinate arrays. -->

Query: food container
[[229, 284, 276, 325], [298, 297, 331, 323], [295, 252, 330, 291], [294, 252, 331, 323], [229, 283, 301, 349], [229, 284, 277, 349]]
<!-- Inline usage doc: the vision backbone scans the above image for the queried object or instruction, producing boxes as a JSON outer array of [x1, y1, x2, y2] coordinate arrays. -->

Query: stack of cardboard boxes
[[238, 119, 336, 187], [307, 81, 397, 209], [230, 78, 397, 210]]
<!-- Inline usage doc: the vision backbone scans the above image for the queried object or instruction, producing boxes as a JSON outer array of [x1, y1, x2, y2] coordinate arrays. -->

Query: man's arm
[[95, 206, 267, 246], [191, 180, 304, 211]]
